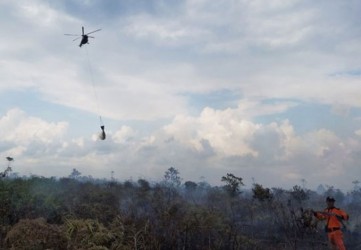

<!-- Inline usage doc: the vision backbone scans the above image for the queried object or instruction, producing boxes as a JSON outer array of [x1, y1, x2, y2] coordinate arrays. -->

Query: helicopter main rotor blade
[[82, 26, 85, 35], [86, 29, 101, 35], [73, 37, 82, 41], [64, 34, 80, 36], [88, 36, 95, 38]]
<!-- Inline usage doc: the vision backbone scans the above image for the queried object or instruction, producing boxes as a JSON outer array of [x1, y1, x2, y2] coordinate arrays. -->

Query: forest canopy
[[1, 167, 360, 249]]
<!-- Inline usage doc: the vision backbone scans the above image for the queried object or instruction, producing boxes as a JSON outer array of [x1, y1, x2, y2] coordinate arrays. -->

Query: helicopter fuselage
[[79, 35, 89, 47], [65, 26, 100, 48]]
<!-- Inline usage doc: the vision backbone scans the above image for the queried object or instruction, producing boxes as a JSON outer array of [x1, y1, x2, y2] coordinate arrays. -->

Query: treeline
[[0, 168, 361, 249]]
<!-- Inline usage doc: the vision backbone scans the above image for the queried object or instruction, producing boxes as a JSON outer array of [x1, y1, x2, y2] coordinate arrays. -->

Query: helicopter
[[64, 26, 101, 47]]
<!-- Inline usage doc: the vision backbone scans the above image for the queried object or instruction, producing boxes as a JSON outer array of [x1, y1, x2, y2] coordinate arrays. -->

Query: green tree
[[65, 219, 118, 249], [164, 167, 181, 187], [69, 168, 81, 179], [5, 218, 67, 249], [290, 185, 309, 204], [221, 173, 244, 197], [252, 183, 273, 202], [184, 181, 197, 192]]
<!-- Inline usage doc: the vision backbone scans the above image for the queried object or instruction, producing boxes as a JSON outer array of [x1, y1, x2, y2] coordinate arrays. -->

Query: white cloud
[[1, 0, 361, 191], [0, 104, 360, 191], [355, 129, 361, 137], [0, 109, 68, 160], [164, 106, 260, 157], [157, 105, 361, 190], [0, 108, 68, 145], [113, 126, 137, 144], [18, 1, 61, 27], [124, 14, 209, 47], [2, 0, 361, 122]]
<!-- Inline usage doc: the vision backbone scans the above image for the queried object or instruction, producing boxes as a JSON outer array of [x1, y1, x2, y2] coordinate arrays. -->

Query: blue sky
[[1, 0, 361, 191]]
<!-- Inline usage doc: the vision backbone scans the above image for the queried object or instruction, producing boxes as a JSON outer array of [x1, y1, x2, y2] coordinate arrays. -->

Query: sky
[[1, 0, 361, 191]]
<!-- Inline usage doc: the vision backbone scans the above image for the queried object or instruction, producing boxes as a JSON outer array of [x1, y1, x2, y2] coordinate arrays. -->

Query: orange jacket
[[314, 207, 349, 229]]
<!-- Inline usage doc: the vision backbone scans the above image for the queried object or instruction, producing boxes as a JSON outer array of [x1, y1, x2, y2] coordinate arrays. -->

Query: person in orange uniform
[[313, 196, 349, 250]]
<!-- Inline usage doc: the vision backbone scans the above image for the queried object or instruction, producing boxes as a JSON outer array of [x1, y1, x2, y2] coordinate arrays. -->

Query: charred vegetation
[[0, 169, 360, 249]]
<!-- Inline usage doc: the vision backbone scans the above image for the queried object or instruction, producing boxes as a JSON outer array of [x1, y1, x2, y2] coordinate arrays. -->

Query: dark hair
[[326, 196, 335, 202]]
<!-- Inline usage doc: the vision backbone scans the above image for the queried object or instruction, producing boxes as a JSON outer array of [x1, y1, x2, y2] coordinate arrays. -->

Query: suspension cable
[[84, 46, 104, 127]]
